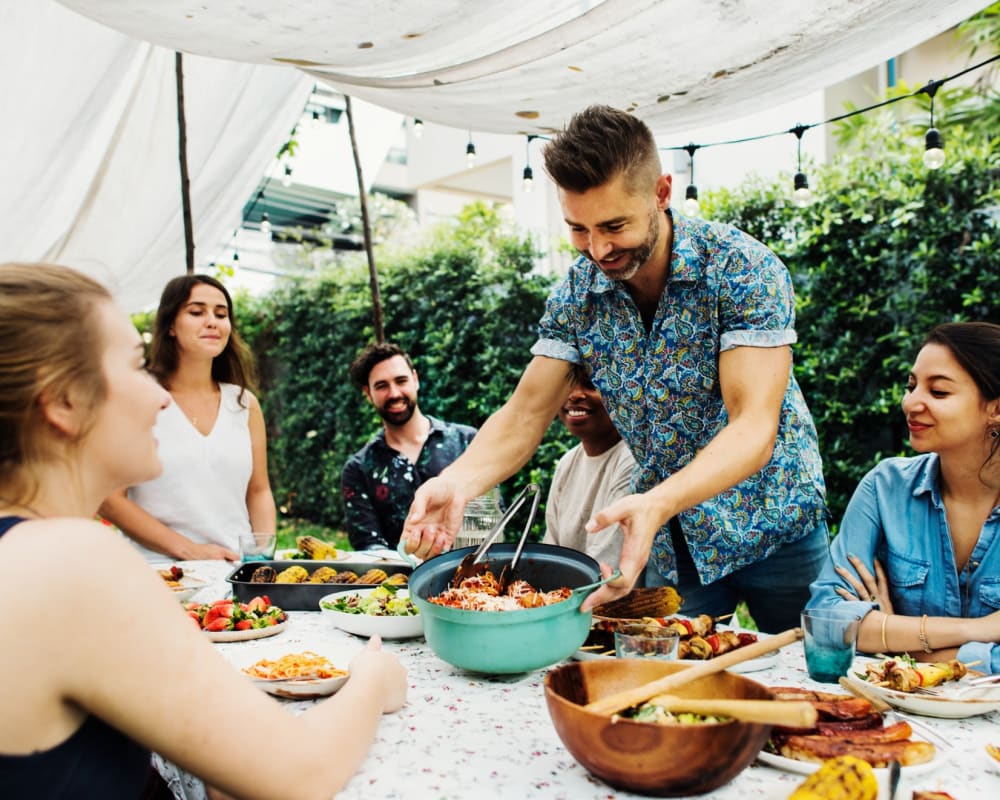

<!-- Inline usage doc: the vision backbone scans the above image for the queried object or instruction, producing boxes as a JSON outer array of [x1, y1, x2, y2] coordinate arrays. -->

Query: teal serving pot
[[409, 543, 617, 673]]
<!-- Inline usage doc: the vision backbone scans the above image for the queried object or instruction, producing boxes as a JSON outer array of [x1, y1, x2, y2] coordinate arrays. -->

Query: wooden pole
[[344, 94, 384, 343], [175, 52, 195, 274]]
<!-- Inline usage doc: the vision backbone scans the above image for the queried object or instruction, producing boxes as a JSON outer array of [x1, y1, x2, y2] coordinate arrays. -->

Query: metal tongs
[[450, 482, 541, 588]]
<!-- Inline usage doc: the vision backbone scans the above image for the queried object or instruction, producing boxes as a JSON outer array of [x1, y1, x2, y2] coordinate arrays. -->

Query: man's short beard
[[378, 399, 416, 426], [582, 207, 660, 283]]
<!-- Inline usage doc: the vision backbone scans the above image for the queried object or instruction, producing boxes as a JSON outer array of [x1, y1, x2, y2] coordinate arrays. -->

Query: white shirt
[[129, 382, 253, 560], [542, 439, 635, 568]]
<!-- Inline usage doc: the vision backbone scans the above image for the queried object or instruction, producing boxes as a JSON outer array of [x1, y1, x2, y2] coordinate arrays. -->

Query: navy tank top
[[0, 515, 157, 798]]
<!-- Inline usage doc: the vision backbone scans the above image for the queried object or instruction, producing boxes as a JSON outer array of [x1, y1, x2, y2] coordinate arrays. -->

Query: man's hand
[[579, 492, 669, 611], [401, 476, 468, 560]]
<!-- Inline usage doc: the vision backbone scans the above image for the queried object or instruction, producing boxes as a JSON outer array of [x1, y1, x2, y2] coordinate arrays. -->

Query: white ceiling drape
[[2, 0, 990, 310], [56, 0, 990, 135]]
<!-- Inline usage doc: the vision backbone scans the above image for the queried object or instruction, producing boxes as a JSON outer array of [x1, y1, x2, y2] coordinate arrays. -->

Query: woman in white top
[[100, 275, 275, 560]]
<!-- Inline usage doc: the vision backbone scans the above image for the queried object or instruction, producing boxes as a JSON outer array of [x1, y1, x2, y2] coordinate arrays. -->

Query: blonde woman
[[0, 263, 407, 798], [100, 275, 274, 561]]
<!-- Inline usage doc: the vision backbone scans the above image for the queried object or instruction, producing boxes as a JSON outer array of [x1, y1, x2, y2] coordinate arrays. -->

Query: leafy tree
[[705, 91, 1000, 527], [239, 202, 572, 533]]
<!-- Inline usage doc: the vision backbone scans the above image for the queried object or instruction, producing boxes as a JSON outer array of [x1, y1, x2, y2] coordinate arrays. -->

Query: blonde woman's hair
[[0, 263, 112, 504]]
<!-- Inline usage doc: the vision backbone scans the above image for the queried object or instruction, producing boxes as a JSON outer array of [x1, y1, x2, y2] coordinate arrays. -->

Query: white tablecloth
[[162, 560, 1000, 800]]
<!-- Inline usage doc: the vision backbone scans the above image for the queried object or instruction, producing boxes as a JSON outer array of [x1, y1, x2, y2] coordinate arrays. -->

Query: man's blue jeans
[[643, 519, 830, 634]]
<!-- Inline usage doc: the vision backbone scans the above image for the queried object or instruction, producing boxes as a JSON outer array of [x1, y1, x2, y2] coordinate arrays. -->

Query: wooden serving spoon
[[584, 627, 804, 715], [634, 695, 818, 728]]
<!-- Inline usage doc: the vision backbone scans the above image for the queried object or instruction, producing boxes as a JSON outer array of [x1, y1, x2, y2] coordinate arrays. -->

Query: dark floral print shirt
[[531, 208, 828, 585], [341, 416, 477, 550]]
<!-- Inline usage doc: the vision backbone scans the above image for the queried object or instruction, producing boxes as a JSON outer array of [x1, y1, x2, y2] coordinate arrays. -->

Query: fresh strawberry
[[187, 611, 203, 626], [234, 619, 253, 630], [203, 603, 234, 625], [245, 596, 268, 613], [204, 617, 234, 632]]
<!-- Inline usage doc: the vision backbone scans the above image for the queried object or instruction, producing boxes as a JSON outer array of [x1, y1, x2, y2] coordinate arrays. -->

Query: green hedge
[[239, 203, 574, 532], [705, 121, 1000, 526]]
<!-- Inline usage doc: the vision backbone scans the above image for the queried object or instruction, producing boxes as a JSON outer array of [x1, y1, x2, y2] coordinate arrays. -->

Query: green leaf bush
[[240, 202, 573, 534]]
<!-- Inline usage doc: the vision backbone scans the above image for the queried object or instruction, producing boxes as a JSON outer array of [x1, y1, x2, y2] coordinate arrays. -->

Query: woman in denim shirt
[[808, 322, 1000, 673]]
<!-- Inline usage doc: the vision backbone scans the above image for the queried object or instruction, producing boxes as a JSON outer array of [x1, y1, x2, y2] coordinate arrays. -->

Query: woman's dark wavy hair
[[922, 321, 1000, 469], [148, 275, 257, 403]]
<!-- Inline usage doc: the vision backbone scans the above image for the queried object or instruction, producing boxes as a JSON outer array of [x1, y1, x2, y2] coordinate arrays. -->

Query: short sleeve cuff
[[720, 328, 797, 353], [530, 337, 581, 364]]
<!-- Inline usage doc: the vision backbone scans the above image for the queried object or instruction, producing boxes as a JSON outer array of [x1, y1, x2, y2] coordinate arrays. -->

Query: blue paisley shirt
[[341, 416, 477, 550], [808, 454, 1000, 674], [531, 209, 827, 585]]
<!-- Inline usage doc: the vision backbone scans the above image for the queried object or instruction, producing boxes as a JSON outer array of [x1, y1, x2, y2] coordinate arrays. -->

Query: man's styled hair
[[349, 342, 415, 389], [543, 105, 662, 195]]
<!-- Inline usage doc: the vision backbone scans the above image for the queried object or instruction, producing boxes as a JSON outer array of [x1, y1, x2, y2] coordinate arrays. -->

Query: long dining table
[[161, 559, 1000, 800]]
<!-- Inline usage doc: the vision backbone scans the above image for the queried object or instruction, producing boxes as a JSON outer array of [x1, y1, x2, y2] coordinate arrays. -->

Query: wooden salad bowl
[[544, 659, 774, 797]]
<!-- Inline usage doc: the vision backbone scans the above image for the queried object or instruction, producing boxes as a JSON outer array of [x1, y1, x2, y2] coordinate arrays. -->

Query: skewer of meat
[[863, 658, 967, 692]]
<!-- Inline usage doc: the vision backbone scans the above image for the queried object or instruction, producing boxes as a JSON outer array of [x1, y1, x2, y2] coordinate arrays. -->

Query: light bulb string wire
[[219, 51, 999, 265], [657, 50, 999, 155]]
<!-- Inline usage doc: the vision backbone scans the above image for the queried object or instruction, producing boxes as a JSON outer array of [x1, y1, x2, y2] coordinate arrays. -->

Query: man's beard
[[378, 397, 416, 426], [583, 207, 660, 282]]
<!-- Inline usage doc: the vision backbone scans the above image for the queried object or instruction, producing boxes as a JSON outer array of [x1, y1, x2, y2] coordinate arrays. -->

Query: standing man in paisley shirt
[[403, 105, 829, 632], [341, 342, 477, 551]]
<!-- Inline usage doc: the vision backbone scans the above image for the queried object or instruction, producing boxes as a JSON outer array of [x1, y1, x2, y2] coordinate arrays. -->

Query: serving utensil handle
[[837, 675, 891, 712], [584, 627, 803, 715]]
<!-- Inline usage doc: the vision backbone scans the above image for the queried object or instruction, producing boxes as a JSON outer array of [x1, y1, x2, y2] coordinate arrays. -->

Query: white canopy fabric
[[56, 0, 990, 136], [2, 0, 990, 311]]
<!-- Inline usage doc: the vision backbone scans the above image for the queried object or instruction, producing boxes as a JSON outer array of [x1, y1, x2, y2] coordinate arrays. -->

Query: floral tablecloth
[[162, 560, 1000, 800]]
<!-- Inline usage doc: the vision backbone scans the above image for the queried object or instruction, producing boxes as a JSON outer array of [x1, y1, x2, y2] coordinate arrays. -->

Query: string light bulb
[[791, 124, 813, 208], [921, 80, 945, 170], [466, 132, 476, 168], [682, 144, 700, 217], [260, 212, 271, 236], [522, 135, 535, 193], [413, 118, 424, 139]]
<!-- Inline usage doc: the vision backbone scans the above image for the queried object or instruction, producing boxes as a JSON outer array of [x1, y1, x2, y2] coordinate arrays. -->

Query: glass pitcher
[[453, 487, 503, 550]]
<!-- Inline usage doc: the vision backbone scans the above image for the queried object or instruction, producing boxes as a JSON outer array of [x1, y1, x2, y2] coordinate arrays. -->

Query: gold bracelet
[[880, 612, 891, 653], [918, 613, 933, 653]]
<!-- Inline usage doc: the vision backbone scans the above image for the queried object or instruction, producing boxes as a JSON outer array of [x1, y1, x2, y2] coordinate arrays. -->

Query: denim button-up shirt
[[531, 209, 827, 585], [808, 453, 1000, 673]]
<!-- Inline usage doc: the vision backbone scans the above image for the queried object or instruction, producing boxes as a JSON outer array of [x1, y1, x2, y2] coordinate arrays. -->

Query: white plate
[[984, 744, 1000, 775], [205, 619, 289, 642], [169, 575, 209, 602], [844, 674, 1000, 719], [757, 738, 942, 777], [318, 588, 423, 639], [251, 673, 349, 699]]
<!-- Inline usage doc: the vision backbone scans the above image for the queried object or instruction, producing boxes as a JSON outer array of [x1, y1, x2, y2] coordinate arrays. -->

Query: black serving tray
[[226, 559, 413, 611]]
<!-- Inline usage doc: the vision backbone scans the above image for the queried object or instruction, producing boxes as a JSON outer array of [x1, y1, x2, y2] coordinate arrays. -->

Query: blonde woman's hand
[[350, 635, 407, 713]]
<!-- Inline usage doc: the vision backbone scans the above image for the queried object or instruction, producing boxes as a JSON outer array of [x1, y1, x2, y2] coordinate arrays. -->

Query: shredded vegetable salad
[[320, 584, 418, 617]]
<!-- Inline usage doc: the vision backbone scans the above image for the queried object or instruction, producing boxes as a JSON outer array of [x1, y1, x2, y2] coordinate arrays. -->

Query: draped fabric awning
[[2, 1, 989, 311], [57, 0, 989, 136]]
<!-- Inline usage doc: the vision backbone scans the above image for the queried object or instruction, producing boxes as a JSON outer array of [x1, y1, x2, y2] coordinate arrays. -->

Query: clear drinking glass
[[614, 624, 680, 660], [239, 531, 277, 562], [801, 607, 861, 683], [453, 488, 503, 550]]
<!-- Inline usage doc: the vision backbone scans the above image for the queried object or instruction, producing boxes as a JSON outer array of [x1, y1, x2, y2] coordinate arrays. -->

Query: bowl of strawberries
[[183, 595, 289, 642]]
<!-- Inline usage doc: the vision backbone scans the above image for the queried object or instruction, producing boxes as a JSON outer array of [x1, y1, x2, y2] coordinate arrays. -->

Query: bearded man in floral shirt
[[402, 106, 829, 633], [341, 342, 476, 551]]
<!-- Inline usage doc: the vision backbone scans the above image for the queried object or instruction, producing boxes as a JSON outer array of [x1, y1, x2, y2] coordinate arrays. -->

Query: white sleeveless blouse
[[129, 382, 253, 560]]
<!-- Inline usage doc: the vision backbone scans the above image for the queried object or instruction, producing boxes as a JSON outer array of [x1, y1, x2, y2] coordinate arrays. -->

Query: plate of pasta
[[241, 651, 349, 699]]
